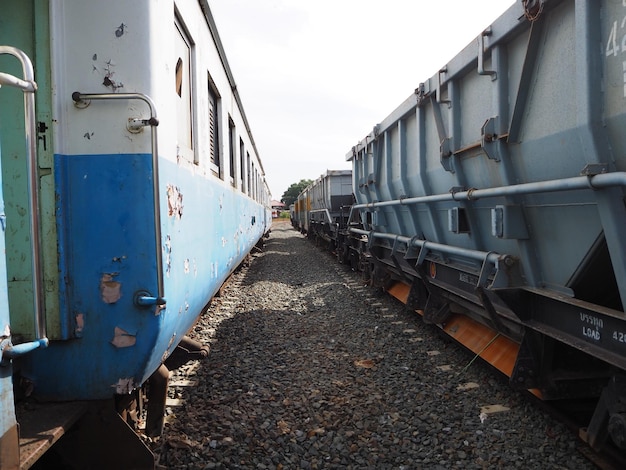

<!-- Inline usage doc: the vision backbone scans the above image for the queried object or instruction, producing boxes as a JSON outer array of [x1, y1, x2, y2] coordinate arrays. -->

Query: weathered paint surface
[[111, 326, 136, 348], [7, 0, 272, 402], [18, 149, 268, 400], [74, 313, 84, 337], [100, 273, 121, 304], [164, 234, 172, 278], [113, 378, 136, 395], [167, 184, 184, 218]]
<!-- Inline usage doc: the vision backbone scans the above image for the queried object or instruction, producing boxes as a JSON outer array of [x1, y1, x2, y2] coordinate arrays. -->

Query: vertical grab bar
[[478, 27, 498, 80], [0, 46, 49, 348], [71, 92, 164, 302]]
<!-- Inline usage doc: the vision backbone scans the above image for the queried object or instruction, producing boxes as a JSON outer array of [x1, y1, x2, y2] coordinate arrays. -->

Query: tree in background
[[281, 179, 313, 207]]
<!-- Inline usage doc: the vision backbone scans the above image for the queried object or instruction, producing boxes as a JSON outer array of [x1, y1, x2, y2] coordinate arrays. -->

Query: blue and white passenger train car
[[0, 0, 271, 466]]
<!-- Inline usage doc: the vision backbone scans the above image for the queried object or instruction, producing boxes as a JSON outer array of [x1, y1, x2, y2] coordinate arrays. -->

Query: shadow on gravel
[[153, 221, 596, 470]]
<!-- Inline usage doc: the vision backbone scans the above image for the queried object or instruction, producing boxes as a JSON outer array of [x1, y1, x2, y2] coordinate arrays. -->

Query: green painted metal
[[0, 0, 60, 340]]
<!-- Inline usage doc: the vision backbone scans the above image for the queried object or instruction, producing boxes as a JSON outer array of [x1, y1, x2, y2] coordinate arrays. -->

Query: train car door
[[0, 0, 62, 341]]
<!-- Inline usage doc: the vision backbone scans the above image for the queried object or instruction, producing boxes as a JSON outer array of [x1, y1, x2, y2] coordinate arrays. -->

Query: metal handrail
[[348, 171, 626, 288], [71, 92, 165, 301], [0, 46, 48, 345], [351, 171, 626, 210]]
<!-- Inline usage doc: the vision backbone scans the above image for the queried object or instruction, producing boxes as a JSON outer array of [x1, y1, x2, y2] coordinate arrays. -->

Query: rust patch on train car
[[100, 274, 121, 304], [0, 424, 19, 470]]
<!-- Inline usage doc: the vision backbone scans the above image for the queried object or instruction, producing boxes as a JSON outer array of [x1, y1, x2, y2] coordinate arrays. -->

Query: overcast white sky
[[209, 0, 515, 201]]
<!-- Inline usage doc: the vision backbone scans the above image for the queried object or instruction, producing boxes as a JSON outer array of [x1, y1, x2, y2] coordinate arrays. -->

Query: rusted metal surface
[[16, 401, 88, 469], [386, 282, 410, 305], [386, 280, 519, 377], [441, 314, 519, 377], [0, 423, 19, 470]]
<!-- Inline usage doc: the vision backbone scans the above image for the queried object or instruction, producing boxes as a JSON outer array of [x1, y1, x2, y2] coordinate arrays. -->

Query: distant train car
[[0, 0, 271, 467], [294, 186, 311, 234], [306, 170, 353, 249], [346, 0, 626, 454], [289, 203, 296, 228]]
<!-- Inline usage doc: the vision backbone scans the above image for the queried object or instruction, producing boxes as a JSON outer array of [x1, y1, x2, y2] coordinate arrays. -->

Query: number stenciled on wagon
[[612, 331, 626, 343], [605, 2, 626, 96]]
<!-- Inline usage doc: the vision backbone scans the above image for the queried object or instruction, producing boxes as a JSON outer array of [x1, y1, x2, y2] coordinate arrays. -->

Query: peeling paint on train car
[[111, 326, 136, 348], [74, 313, 84, 337], [113, 378, 136, 395], [167, 184, 183, 218], [164, 234, 172, 278], [100, 273, 121, 304]]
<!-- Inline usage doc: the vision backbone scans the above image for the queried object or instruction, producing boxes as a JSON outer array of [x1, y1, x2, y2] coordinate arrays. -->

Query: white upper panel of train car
[[49, 0, 263, 178]]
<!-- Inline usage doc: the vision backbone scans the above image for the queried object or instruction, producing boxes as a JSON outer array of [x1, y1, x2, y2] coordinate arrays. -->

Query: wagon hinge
[[580, 164, 610, 190], [440, 138, 454, 172], [580, 164, 609, 177], [475, 285, 509, 335], [481, 117, 502, 162], [478, 252, 523, 290], [389, 236, 412, 284], [415, 263, 451, 325]]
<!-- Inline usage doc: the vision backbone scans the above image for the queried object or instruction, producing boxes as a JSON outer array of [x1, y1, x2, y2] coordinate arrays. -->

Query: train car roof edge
[[345, 0, 535, 161]]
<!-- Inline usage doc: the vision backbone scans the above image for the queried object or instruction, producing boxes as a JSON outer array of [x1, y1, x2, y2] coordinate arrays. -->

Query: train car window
[[228, 117, 236, 187], [247, 153, 251, 197], [174, 19, 195, 164], [175, 58, 183, 97], [239, 138, 245, 192], [251, 162, 256, 200], [208, 74, 221, 178]]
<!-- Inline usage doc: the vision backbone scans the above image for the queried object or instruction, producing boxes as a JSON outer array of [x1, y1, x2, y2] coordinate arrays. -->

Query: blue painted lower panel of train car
[[19, 153, 266, 400]]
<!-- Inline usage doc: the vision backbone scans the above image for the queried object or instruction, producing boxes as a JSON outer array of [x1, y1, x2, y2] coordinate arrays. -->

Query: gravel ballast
[[152, 221, 595, 469]]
